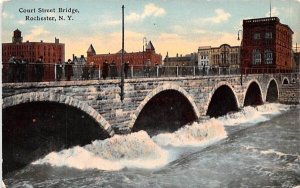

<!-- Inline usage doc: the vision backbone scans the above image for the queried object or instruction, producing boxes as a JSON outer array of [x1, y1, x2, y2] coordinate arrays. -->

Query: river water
[[3, 103, 300, 188]]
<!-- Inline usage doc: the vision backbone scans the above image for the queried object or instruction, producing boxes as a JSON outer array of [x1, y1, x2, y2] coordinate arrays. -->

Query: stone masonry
[[2, 73, 299, 137]]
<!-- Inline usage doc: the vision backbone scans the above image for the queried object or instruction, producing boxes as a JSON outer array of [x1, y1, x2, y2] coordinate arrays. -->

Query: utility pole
[[238, 30, 243, 85], [270, 0, 272, 17], [120, 5, 125, 102]]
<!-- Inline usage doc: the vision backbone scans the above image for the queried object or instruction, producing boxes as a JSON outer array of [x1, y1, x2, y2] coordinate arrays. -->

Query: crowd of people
[[5, 56, 132, 82], [101, 60, 129, 80], [7, 55, 44, 82], [54, 58, 98, 81]]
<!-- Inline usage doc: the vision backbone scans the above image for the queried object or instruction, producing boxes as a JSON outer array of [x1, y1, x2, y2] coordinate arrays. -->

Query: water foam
[[33, 121, 228, 171], [33, 131, 169, 170], [260, 149, 300, 160], [1, 181, 6, 188], [152, 119, 227, 147], [32, 103, 290, 171], [218, 103, 290, 126]]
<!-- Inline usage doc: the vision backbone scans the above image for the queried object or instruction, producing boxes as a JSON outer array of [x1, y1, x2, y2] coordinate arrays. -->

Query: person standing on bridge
[[102, 60, 109, 80], [65, 59, 73, 81], [55, 59, 63, 81], [110, 60, 117, 79], [124, 61, 129, 79], [89, 62, 96, 79], [34, 56, 44, 82], [18, 55, 27, 82], [8, 55, 17, 82]]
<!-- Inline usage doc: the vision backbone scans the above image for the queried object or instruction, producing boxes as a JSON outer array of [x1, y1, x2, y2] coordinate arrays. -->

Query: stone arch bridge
[[3, 73, 299, 137]]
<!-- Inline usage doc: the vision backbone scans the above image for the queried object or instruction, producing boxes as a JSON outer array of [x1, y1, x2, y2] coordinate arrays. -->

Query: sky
[[1, 0, 300, 60]]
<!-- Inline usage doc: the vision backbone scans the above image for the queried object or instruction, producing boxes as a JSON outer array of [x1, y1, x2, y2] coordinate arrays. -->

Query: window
[[252, 49, 261, 65], [253, 33, 261, 40], [264, 49, 273, 64], [265, 32, 272, 39]]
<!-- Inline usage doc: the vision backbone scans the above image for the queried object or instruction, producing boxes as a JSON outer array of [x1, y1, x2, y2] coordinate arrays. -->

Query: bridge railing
[[128, 65, 242, 78], [2, 63, 101, 83], [2, 62, 298, 83], [242, 67, 295, 74]]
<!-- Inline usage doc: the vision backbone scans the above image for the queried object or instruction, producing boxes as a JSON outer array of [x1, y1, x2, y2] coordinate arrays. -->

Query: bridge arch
[[3, 92, 114, 137], [243, 80, 263, 106], [206, 82, 239, 117], [3, 91, 115, 175], [266, 78, 279, 102], [129, 83, 200, 135], [282, 77, 289, 85]]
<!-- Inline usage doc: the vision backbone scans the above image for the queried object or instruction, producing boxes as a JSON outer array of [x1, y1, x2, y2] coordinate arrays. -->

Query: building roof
[[14, 28, 21, 33], [73, 55, 86, 64], [87, 44, 96, 54], [164, 53, 197, 63], [146, 41, 155, 51], [116, 49, 127, 54], [243, 17, 293, 33]]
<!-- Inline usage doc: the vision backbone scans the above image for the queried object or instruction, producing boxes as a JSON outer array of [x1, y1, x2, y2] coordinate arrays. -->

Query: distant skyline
[[1, 0, 300, 60]]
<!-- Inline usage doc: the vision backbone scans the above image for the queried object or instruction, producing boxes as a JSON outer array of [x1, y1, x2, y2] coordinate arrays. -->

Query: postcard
[[1, 0, 300, 187]]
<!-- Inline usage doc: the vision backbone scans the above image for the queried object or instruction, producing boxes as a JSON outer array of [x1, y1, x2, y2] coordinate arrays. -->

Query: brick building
[[2, 29, 65, 82], [86, 41, 162, 71], [241, 17, 293, 72], [2, 29, 65, 63]]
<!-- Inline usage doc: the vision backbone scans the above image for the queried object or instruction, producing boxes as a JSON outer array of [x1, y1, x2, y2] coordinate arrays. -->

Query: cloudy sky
[[1, 0, 300, 60]]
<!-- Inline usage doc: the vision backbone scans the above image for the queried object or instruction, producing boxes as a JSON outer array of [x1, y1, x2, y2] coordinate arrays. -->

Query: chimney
[[55, 37, 59, 44]]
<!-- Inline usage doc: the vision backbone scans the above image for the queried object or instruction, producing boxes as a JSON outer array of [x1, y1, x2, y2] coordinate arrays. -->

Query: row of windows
[[4, 45, 63, 51], [252, 49, 273, 65], [3, 51, 62, 57], [253, 32, 273, 40], [199, 60, 209, 66], [210, 48, 239, 53], [200, 55, 209, 59]]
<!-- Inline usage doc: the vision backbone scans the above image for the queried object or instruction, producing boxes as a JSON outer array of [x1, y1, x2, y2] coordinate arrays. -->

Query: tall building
[[241, 17, 293, 72], [86, 41, 162, 70], [198, 44, 240, 71], [2, 29, 65, 64]]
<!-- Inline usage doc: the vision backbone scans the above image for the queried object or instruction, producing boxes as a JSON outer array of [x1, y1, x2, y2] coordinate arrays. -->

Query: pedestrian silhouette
[[34, 56, 44, 82], [65, 59, 73, 81], [102, 60, 109, 80], [124, 61, 129, 79], [110, 60, 117, 79], [56, 59, 63, 81]]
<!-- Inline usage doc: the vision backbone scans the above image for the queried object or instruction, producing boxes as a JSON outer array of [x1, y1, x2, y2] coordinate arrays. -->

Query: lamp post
[[237, 29, 243, 85], [142, 37, 147, 65], [120, 5, 125, 102]]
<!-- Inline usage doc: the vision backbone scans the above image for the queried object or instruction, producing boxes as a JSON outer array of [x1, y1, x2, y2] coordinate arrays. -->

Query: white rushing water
[[218, 103, 290, 126], [33, 103, 291, 171]]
